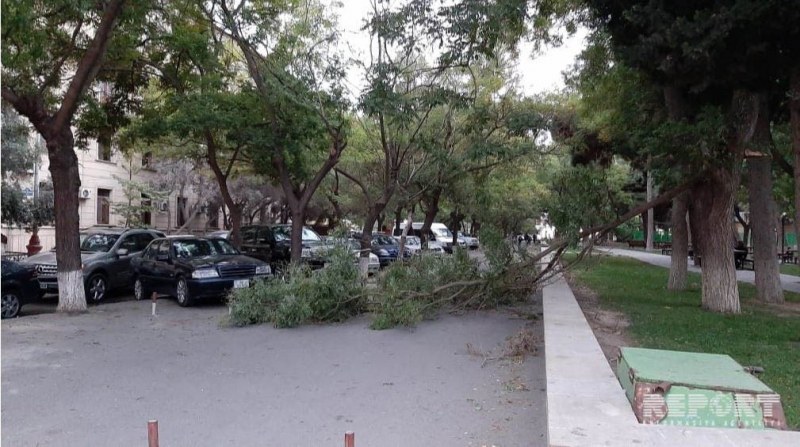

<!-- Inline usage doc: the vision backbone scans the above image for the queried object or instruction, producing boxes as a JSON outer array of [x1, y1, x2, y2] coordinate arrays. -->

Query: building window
[[98, 138, 112, 161], [141, 194, 152, 226], [97, 189, 111, 225], [142, 152, 153, 169], [177, 197, 187, 227]]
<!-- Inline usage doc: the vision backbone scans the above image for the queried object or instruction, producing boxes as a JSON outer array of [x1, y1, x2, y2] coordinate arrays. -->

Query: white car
[[457, 232, 479, 249], [399, 236, 423, 255], [426, 240, 446, 255], [336, 238, 380, 274]]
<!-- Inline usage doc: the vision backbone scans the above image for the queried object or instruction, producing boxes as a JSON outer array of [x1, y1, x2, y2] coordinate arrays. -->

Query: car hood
[[22, 251, 107, 265], [183, 254, 264, 270]]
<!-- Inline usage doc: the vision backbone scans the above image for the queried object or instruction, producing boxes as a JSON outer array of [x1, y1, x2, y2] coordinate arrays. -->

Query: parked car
[[371, 233, 411, 267], [456, 232, 480, 250], [345, 238, 380, 274], [401, 235, 423, 255], [1, 260, 39, 319], [131, 236, 271, 306], [23, 228, 165, 302], [426, 240, 446, 255], [394, 223, 457, 253], [239, 224, 327, 270], [50, 231, 89, 252]]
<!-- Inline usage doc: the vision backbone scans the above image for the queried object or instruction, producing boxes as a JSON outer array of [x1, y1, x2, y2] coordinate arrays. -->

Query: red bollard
[[148, 420, 159, 447], [344, 431, 354, 447], [151, 292, 157, 317]]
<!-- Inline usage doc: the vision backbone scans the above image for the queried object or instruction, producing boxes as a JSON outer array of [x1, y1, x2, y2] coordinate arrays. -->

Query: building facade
[[2, 138, 218, 253]]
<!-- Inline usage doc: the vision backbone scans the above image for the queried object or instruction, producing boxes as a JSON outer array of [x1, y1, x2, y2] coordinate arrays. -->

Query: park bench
[[627, 240, 646, 249], [740, 257, 754, 270], [779, 251, 796, 264], [661, 247, 672, 256]]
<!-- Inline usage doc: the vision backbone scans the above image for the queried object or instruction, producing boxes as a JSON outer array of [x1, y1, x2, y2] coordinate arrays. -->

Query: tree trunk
[[688, 201, 703, 266], [290, 207, 304, 264], [393, 205, 403, 234], [668, 192, 689, 291], [691, 171, 740, 313], [646, 167, 654, 251], [791, 67, 800, 253], [397, 207, 414, 260], [229, 206, 243, 248], [359, 208, 382, 278], [49, 137, 86, 312], [419, 189, 441, 247], [748, 156, 784, 303]]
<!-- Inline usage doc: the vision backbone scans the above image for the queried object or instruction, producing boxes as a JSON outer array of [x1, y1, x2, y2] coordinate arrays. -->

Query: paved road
[[2, 295, 546, 447], [601, 248, 800, 293]]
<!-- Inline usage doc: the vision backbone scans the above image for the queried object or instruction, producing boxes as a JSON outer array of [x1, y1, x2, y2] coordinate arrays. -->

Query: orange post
[[151, 292, 157, 316], [148, 420, 159, 447], [344, 431, 354, 447]]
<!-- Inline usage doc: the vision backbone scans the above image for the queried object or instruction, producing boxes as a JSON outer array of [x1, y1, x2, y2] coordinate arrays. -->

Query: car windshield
[[434, 228, 453, 238], [81, 234, 120, 252], [405, 236, 420, 245], [373, 235, 396, 246], [172, 239, 239, 259], [273, 226, 322, 242]]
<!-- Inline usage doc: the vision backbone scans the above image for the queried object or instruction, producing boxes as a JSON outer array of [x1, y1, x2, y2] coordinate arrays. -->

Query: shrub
[[227, 242, 365, 328], [370, 250, 481, 329]]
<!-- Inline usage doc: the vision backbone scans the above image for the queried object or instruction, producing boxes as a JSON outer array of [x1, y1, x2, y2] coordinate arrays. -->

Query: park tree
[[1, 0, 138, 311], [575, 0, 800, 310], [197, 0, 349, 262]]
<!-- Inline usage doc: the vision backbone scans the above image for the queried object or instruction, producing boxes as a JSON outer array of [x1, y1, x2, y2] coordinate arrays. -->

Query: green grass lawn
[[568, 254, 800, 429], [780, 263, 800, 277]]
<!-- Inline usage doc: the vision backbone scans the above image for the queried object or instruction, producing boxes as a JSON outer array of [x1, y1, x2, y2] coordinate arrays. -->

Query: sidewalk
[[543, 277, 800, 446], [600, 247, 800, 293]]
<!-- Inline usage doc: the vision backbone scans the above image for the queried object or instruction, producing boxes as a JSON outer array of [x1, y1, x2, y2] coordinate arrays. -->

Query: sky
[[335, 0, 588, 97]]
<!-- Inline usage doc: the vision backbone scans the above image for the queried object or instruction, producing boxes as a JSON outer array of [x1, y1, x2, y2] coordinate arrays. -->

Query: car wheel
[[175, 277, 192, 307], [86, 274, 108, 303], [1, 291, 21, 319], [134, 277, 147, 301]]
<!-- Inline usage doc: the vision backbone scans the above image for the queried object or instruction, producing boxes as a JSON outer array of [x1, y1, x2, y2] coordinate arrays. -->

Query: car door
[[151, 241, 175, 294], [240, 226, 261, 259], [108, 234, 140, 288], [136, 242, 158, 289]]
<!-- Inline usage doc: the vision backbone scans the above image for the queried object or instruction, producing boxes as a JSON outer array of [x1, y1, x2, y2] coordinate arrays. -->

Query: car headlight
[[378, 249, 389, 256], [256, 265, 271, 275], [192, 269, 219, 279]]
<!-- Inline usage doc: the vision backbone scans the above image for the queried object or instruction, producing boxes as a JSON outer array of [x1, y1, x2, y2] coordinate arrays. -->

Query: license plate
[[301, 249, 312, 258], [233, 279, 250, 289]]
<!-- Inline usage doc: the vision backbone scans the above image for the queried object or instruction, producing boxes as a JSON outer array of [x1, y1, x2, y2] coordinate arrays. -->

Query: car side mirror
[[116, 248, 129, 257]]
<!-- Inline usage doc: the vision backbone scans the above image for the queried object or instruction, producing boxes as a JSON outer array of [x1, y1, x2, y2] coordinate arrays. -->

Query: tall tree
[[207, 0, 349, 262], [2, 0, 129, 311]]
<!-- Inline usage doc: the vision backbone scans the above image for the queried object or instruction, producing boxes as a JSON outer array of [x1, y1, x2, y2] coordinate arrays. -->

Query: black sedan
[[131, 236, 272, 307], [2, 260, 40, 319]]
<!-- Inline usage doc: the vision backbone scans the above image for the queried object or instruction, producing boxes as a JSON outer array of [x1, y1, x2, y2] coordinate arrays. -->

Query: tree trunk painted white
[[56, 270, 86, 313], [668, 192, 689, 291], [50, 141, 87, 312], [646, 168, 654, 251]]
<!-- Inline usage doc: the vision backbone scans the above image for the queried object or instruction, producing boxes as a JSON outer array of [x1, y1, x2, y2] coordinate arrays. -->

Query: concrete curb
[[543, 276, 800, 446]]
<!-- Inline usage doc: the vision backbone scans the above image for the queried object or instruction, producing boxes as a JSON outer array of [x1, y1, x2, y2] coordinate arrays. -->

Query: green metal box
[[615, 347, 787, 430]]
